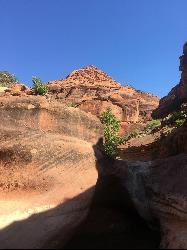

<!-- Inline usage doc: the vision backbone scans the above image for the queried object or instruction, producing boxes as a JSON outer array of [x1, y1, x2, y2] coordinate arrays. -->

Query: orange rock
[[10, 83, 28, 92], [0, 95, 103, 249], [48, 65, 159, 123]]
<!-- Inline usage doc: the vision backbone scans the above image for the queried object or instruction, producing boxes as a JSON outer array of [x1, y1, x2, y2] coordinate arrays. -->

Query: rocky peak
[[50, 65, 120, 88], [47, 65, 159, 124]]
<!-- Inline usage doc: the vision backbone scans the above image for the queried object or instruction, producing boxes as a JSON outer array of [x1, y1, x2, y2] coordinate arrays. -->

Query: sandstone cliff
[[48, 65, 159, 124]]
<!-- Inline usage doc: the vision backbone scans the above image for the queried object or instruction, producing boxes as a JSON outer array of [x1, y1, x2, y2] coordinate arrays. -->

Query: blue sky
[[0, 0, 187, 97]]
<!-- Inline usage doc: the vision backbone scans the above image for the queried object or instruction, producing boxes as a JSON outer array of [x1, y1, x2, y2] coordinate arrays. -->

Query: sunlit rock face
[[0, 95, 103, 249], [153, 42, 187, 119], [48, 65, 159, 124]]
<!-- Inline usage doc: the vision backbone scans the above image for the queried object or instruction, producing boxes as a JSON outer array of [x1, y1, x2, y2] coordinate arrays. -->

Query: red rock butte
[[48, 65, 160, 126]]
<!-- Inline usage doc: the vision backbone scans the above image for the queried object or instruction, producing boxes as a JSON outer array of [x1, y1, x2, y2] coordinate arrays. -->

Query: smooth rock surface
[[0, 95, 103, 249]]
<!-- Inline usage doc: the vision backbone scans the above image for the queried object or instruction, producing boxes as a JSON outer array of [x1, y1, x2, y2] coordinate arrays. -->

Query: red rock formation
[[0, 95, 103, 249], [48, 65, 159, 124], [146, 154, 187, 249], [4, 83, 32, 96], [153, 42, 187, 119]]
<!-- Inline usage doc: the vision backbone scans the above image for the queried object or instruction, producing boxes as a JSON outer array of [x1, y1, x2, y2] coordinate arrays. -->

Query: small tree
[[100, 108, 124, 159], [0, 71, 18, 87], [32, 77, 48, 95]]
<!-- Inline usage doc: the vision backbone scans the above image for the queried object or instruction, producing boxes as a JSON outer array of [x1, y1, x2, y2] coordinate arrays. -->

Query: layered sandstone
[[110, 154, 187, 249], [0, 95, 103, 249], [48, 65, 159, 123], [146, 154, 187, 249]]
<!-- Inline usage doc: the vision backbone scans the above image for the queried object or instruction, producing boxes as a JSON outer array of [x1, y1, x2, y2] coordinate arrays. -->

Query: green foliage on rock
[[163, 108, 187, 128], [100, 108, 125, 159], [68, 102, 79, 108], [124, 129, 145, 140], [32, 77, 48, 95], [0, 71, 18, 87], [175, 118, 186, 127], [144, 119, 161, 133], [123, 119, 161, 143]]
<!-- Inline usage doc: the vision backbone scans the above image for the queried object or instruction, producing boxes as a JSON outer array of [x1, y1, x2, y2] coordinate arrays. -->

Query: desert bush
[[122, 120, 160, 143], [0, 71, 18, 87], [32, 77, 48, 95], [129, 129, 144, 138], [163, 109, 187, 127], [175, 118, 186, 127], [100, 108, 124, 159], [122, 129, 145, 142], [144, 119, 161, 133], [68, 102, 78, 108]]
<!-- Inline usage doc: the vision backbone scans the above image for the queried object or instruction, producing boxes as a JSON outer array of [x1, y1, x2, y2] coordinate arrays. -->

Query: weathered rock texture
[[119, 154, 187, 249], [104, 151, 187, 249], [0, 95, 103, 249], [146, 154, 187, 249], [48, 65, 159, 123], [153, 42, 187, 119]]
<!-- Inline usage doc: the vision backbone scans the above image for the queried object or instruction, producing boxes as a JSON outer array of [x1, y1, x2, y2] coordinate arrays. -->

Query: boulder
[[4, 83, 30, 97]]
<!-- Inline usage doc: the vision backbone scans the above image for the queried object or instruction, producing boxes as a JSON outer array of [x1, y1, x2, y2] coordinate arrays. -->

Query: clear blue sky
[[0, 0, 187, 97]]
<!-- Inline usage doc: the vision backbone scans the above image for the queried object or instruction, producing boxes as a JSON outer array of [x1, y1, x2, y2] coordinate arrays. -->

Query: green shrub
[[144, 119, 161, 133], [162, 109, 187, 127], [122, 129, 144, 143], [175, 119, 186, 127], [68, 102, 78, 108], [32, 77, 48, 95], [122, 120, 161, 143], [0, 71, 18, 87], [100, 108, 124, 159], [129, 129, 144, 138]]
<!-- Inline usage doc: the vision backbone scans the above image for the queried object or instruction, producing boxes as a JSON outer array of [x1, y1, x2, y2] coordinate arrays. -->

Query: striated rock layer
[[48, 65, 159, 124], [111, 153, 187, 249], [0, 95, 103, 249]]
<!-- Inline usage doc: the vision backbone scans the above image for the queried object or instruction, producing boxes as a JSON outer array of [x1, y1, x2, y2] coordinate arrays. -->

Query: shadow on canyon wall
[[0, 138, 161, 249], [63, 138, 161, 249]]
